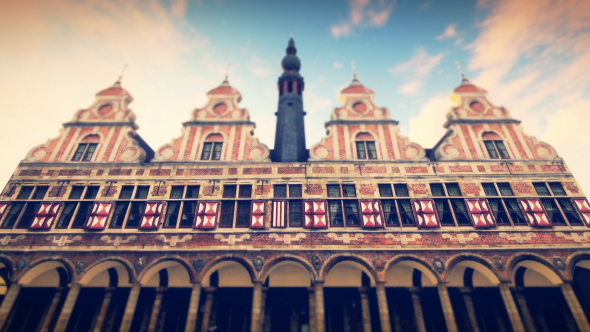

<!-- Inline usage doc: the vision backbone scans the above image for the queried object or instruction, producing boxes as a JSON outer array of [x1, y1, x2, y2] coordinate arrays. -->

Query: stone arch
[[198, 255, 256, 287], [480, 131, 503, 141], [383, 255, 440, 287], [507, 253, 565, 286], [445, 254, 502, 287], [320, 254, 378, 286], [78, 257, 136, 287], [138, 256, 196, 287], [205, 133, 224, 141], [565, 251, 590, 281], [17, 257, 75, 287], [81, 134, 101, 143], [0, 255, 15, 283], [259, 255, 317, 286]]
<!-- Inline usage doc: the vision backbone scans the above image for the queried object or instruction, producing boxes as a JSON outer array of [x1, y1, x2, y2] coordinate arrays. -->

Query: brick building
[[0, 39, 589, 332]]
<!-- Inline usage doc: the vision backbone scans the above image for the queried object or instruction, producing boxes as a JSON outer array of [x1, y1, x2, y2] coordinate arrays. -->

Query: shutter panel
[[360, 200, 384, 228], [572, 198, 590, 226], [0, 203, 8, 220], [194, 201, 219, 229], [303, 200, 328, 229], [139, 201, 164, 230], [411, 199, 440, 228], [29, 202, 61, 230], [478, 199, 497, 227], [250, 201, 266, 229], [303, 200, 314, 228], [465, 199, 496, 228], [272, 201, 286, 228], [85, 202, 114, 230], [518, 198, 552, 227]]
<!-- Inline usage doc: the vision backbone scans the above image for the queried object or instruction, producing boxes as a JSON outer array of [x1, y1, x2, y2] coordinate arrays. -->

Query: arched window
[[355, 132, 377, 160], [201, 134, 224, 161], [482, 132, 509, 159], [72, 135, 100, 162]]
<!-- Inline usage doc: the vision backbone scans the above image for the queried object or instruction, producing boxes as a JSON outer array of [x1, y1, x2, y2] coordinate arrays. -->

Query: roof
[[453, 77, 487, 93], [340, 76, 374, 94]]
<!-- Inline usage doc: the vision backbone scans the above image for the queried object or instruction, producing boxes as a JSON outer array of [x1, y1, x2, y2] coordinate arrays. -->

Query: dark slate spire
[[273, 38, 307, 162]]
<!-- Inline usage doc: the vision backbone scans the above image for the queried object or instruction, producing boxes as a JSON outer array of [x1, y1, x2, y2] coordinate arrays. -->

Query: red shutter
[[29, 202, 62, 230], [360, 200, 384, 228], [250, 201, 266, 229], [304, 200, 314, 228], [194, 201, 219, 229], [303, 200, 328, 229], [572, 198, 590, 226], [465, 199, 496, 228], [0, 203, 8, 220], [518, 198, 552, 227], [139, 201, 164, 230], [411, 199, 440, 228], [272, 201, 286, 228], [85, 202, 114, 230]]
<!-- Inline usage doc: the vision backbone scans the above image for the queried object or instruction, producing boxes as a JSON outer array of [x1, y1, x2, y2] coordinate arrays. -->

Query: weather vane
[[351, 60, 357, 80], [455, 60, 466, 80], [225, 63, 231, 81], [117, 63, 128, 83]]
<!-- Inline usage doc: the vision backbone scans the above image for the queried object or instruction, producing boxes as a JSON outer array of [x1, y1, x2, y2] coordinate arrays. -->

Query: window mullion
[[120, 201, 133, 229], [394, 200, 403, 228]]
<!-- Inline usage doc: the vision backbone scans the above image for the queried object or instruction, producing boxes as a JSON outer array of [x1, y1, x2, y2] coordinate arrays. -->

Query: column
[[39, 287, 65, 332], [513, 287, 536, 332], [260, 286, 268, 332], [200, 287, 216, 332], [359, 287, 372, 332], [459, 287, 480, 332], [0, 283, 21, 330], [314, 281, 325, 332], [119, 282, 141, 332], [184, 283, 201, 332], [376, 282, 392, 332], [54, 283, 82, 332], [409, 287, 427, 332], [291, 306, 300, 332], [308, 287, 316, 332], [437, 283, 458, 332], [561, 282, 590, 332], [498, 283, 526, 332], [147, 287, 166, 332], [92, 287, 115, 332], [250, 282, 263, 332]]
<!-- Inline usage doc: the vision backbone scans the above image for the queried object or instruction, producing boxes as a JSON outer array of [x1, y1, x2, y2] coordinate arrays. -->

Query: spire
[[281, 38, 301, 72], [350, 61, 360, 86]]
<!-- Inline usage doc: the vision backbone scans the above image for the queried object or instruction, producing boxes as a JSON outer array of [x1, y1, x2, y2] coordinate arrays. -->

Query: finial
[[290, 33, 293, 38], [455, 60, 466, 80], [351, 61, 357, 79], [224, 63, 231, 82], [117, 63, 128, 84]]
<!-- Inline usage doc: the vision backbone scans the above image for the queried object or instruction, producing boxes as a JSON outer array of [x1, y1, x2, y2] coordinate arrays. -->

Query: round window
[[97, 104, 113, 116], [213, 103, 228, 115], [353, 102, 367, 114], [469, 101, 485, 113]]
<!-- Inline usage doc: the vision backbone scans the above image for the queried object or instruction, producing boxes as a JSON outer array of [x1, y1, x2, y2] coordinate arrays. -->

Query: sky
[[0, 0, 589, 193]]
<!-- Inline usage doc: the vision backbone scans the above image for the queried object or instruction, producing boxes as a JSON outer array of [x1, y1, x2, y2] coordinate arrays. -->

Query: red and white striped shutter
[[412, 199, 440, 228], [194, 201, 219, 229], [518, 198, 552, 227], [572, 198, 590, 226], [478, 199, 497, 227], [30, 202, 62, 230], [272, 201, 286, 228], [465, 199, 488, 228], [0, 203, 8, 220], [303, 200, 314, 228], [250, 201, 266, 229], [313, 201, 328, 228], [85, 202, 114, 230], [139, 202, 164, 230], [360, 200, 376, 228]]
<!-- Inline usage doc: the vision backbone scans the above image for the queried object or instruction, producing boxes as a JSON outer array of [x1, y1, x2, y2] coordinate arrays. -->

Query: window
[[185, 186, 200, 198], [238, 185, 252, 198], [111, 202, 129, 228], [430, 184, 445, 197], [1, 203, 25, 228], [289, 185, 302, 198], [356, 141, 377, 159], [504, 199, 526, 224], [105, 185, 152, 229], [434, 200, 455, 225], [288, 201, 303, 227], [445, 183, 462, 196], [497, 183, 514, 196], [235, 201, 251, 227], [450, 199, 470, 225], [85, 186, 100, 199], [398, 200, 415, 225], [342, 185, 356, 197], [378, 184, 393, 197], [69, 186, 84, 199], [558, 199, 583, 225], [72, 143, 98, 161], [541, 199, 566, 224], [119, 186, 134, 199], [15, 202, 39, 229], [533, 183, 551, 196], [201, 142, 223, 160], [125, 202, 145, 228], [56, 202, 78, 228], [381, 200, 399, 226], [482, 183, 499, 196], [219, 201, 235, 227], [71, 202, 93, 228], [179, 201, 198, 228], [163, 185, 200, 228], [223, 185, 237, 198], [327, 185, 340, 197], [343, 201, 360, 226], [394, 184, 409, 197], [548, 183, 566, 196], [488, 199, 511, 225], [134, 186, 149, 199], [328, 201, 344, 226], [327, 184, 358, 226], [274, 185, 287, 198], [484, 141, 510, 159], [32, 186, 49, 199], [17, 187, 34, 199], [53, 185, 106, 229]]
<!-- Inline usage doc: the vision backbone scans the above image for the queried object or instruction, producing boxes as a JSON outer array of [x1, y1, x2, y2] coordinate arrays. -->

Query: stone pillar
[[308, 287, 316, 332], [513, 287, 536, 332], [459, 287, 480, 332], [561, 282, 590, 332], [291, 306, 300, 332], [184, 283, 201, 332], [200, 287, 216, 332], [0, 283, 21, 330], [147, 287, 166, 332], [498, 283, 526, 332], [39, 287, 65, 332], [119, 282, 141, 332], [260, 286, 268, 332], [92, 287, 115, 332], [314, 281, 325, 332], [376, 282, 392, 332], [54, 283, 82, 332], [409, 287, 427, 332], [358, 287, 372, 332], [437, 283, 458, 332], [250, 282, 263, 332]]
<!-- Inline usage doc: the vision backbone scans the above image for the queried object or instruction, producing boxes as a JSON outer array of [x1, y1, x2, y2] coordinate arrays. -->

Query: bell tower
[[273, 38, 307, 162]]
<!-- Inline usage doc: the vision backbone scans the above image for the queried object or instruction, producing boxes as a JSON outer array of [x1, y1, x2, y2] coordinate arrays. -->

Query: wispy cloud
[[434, 24, 457, 40], [331, 0, 395, 39], [248, 56, 272, 77], [388, 47, 442, 95], [333, 61, 344, 69]]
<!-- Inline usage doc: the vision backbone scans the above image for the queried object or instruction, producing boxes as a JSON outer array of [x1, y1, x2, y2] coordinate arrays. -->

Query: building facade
[[0, 39, 589, 332]]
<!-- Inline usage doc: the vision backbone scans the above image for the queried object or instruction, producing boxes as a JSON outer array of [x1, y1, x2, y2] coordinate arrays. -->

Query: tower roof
[[207, 77, 242, 101], [96, 80, 133, 101], [453, 75, 487, 93], [340, 75, 374, 95], [281, 38, 301, 72]]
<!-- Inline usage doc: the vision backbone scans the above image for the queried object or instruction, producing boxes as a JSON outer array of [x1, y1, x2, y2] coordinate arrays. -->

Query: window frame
[[484, 140, 510, 159], [355, 141, 378, 160], [200, 142, 223, 161], [162, 185, 201, 229], [72, 143, 99, 162]]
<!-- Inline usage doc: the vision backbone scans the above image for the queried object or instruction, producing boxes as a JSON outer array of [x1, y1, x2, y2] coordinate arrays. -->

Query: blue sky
[[1, 0, 589, 193]]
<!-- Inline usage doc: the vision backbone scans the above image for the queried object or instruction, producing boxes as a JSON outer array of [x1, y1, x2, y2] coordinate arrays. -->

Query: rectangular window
[[342, 185, 356, 197], [450, 199, 470, 225], [381, 200, 399, 226], [72, 143, 98, 161], [211, 142, 223, 160], [56, 202, 78, 228], [435, 200, 455, 225], [125, 202, 145, 228], [82, 143, 98, 161], [356, 142, 377, 159], [367, 142, 377, 159], [394, 184, 409, 197], [533, 183, 551, 196], [549, 183, 566, 196], [163, 201, 181, 227], [343, 201, 360, 226], [69, 186, 85, 199], [495, 141, 510, 159], [378, 184, 393, 197], [201, 142, 213, 160], [497, 183, 514, 196], [32, 186, 49, 199], [327, 185, 341, 197], [110, 202, 130, 228], [485, 141, 499, 159], [235, 201, 250, 227], [445, 183, 462, 196], [328, 201, 344, 226], [185, 186, 200, 198], [134, 186, 149, 199], [119, 186, 134, 199], [356, 142, 367, 159], [222, 185, 237, 198], [558, 199, 583, 225], [17, 187, 34, 199], [484, 141, 509, 159], [170, 186, 185, 199], [398, 200, 415, 225], [16, 202, 39, 229], [1, 203, 25, 228], [179, 201, 197, 228], [289, 185, 302, 198], [482, 183, 499, 196], [289, 200, 303, 227], [85, 186, 100, 199], [201, 142, 223, 160], [72, 202, 93, 228], [430, 184, 445, 196], [72, 144, 88, 161], [542, 199, 565, 224], [488, 199, 510, 225], [238, 185, 252, 198], [504, 199, 526, 224], [219, 201, 235, 227], [274, 185, 287, 198]]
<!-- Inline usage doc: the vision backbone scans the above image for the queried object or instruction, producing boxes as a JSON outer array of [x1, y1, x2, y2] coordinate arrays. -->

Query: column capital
[[313, 280, 325, 285]]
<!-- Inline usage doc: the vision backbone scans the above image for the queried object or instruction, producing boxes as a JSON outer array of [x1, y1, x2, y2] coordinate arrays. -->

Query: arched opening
[[201, 133, 224, 161], [573, 260, 590, 323], [481, 131, 510, 159], [354, 132, 377, 160]]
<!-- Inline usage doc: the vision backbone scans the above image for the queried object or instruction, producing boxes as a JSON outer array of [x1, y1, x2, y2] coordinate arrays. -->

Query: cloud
[[389, 48, 443, 76], [248, 56, 272, 77], [306, 92, 334, 114], [331, 0, 395, 39], [397, 80, 422, 96], [434, 24, 457, 40], [333, 61, 344, 69], [408, 95, 451, 147]]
